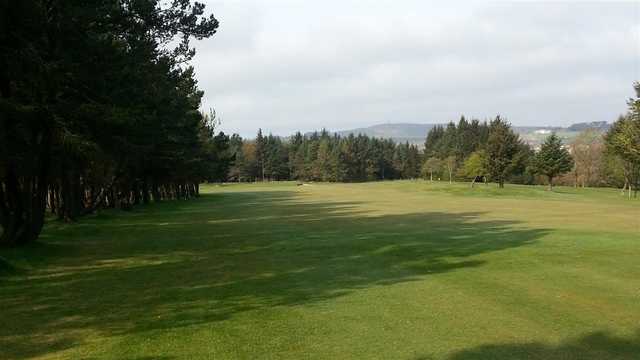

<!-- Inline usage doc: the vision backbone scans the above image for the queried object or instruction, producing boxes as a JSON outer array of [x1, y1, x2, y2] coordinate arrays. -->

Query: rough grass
[[1, 181, 639, 359]]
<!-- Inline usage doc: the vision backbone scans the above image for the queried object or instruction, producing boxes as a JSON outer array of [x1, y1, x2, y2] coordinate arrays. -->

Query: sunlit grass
[[1, 181, 639, 359]]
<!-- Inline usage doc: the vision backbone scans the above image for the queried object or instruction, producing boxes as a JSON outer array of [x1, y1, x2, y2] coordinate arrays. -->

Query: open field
[[1, 181, 639, 359]]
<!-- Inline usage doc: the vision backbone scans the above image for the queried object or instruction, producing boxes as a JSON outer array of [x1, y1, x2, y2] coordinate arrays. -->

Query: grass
[[1, 181, 639, 359]]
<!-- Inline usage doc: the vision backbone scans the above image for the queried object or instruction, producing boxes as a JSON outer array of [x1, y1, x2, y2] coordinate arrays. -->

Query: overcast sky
[[192, 1, 640, 137]]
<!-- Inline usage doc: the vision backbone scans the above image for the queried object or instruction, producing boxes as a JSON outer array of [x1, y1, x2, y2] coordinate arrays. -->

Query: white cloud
[[192, 0, 640, 137]]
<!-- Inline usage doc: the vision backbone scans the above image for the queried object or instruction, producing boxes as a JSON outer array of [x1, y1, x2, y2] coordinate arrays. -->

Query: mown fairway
[[1, 181, 639, 359]]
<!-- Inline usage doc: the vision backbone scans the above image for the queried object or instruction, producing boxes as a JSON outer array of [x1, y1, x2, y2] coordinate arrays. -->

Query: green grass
[[1, 181, 639, 359]]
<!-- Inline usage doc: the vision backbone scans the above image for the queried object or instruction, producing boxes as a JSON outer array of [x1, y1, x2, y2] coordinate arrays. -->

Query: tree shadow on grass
[[437, 329, 640, 360], [1, 190, 549, 359]]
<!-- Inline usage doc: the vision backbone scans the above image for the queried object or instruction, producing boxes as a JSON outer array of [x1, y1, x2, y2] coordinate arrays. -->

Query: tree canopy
[[228, 130, 420, 183], [534, 133, 574, 190], [605, 82, 640, 198], [485, 116, 526, 188], [0, 0, 222, 246]]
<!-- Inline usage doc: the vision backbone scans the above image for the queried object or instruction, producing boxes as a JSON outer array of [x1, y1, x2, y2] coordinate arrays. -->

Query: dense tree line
[[419, 84, 640, 195], [226, 115, 534, 186], [550, 84, 639, 196], [227, 115, 532, 186], [228, 130, 421, 182], [0, 1, 224, 246], [226, 81, 639, 198], [422, 116, 533, 186], [423, 116, 490, 160]]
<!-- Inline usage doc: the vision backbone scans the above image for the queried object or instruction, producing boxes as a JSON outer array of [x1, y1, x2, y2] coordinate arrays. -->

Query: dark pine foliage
[[227, 117, 537, 186], [0, 1, 225, 246], [485, 116, 529, 188], [228, 130, 420, 183], [604, 83, 640, 197], [534, 133, 574, 190]]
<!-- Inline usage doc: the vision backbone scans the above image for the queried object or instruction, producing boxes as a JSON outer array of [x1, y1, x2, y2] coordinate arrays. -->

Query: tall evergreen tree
[[485, 116, 522, 188], [424, 125, 444, 158], [255, 129, 267, 181], [605, 83, 640, 198], [534, 134, 574, 190]]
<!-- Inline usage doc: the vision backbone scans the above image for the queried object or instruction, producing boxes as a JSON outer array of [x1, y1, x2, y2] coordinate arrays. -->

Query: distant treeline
[[225, 130, 421, 182], [222, 84, 639, 194], [220, 117, 532, 186], [0, 1, 220, 246]]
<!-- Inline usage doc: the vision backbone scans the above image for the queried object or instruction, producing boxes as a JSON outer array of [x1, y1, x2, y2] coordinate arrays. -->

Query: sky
[[191, 0, 640, 138]]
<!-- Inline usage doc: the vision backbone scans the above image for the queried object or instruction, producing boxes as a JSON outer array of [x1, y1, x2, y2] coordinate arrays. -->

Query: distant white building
[[534, 129, 551, 135]]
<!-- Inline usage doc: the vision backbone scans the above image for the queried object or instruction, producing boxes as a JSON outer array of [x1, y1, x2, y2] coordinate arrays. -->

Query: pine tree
[[534, 133, 574, 190], [315, 139, 333, 181], [424, 125, 444, 158], [255, 129, 267, 181], [485, 116, 522, 188], [605, 83, 640, 198]]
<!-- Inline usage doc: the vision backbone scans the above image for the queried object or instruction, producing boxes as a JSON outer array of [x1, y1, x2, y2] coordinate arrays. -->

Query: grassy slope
[[1, 181, 639, 359]]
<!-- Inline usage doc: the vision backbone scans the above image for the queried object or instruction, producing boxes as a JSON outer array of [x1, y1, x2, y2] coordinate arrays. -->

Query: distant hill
[[332, 123, 435, 146], [336, 123, 435, 139], [566, 121, 610, 132], [325, 121, 610, 148]]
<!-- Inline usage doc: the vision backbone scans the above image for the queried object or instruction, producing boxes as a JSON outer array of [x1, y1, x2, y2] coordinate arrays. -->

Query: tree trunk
[[0, 153, 50, 246], [621, 178, 628, 195], [548, 176, 554, 191], [48, 186, 56, 214], [152, 181, 160, 202], [142, 178, 150, 204], [0, 114, 52, 246], [60, 169, 81, 222], [133, 181, 140, 205]]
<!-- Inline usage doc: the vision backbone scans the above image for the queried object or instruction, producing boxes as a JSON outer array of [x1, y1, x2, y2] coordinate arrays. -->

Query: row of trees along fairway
[[0, 1, 223, 246]]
